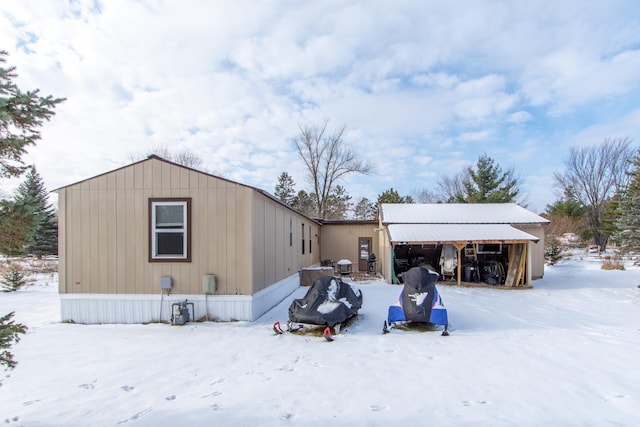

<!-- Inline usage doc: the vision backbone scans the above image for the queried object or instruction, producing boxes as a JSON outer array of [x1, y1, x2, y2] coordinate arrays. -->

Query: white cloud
[[1, 0, 639, 211]]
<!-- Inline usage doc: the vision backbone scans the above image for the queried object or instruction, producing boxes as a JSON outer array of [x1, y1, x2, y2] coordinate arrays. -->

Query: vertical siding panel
[[80, 183, 92, 293], [161, 162, 171, 189], [252, 197, 265, 291], [116, 171, 127, 294], [57, 190, 67, 293], [275, 207, 285, 279], [68, 189, 79, 292], [265, 201, 276, 288], [215, 183, 227, 294], [207, 176, 219, 292], [227, 185, 238, 294], [97, 183, 108, 293], [134, 162, 143, 189], [134, 188, 144, 294], [105, 189, 117, 293], [125, 185, 136, 294], [142, 188, 154, 293]]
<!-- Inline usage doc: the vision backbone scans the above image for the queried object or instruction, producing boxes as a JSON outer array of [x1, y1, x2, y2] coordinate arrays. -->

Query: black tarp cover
[[399, 266, 440, 323], [288, 275, 363, 327]]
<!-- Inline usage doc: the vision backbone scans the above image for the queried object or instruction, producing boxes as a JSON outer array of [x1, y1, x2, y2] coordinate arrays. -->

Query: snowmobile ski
[[273, 321, 284, 335], [323, 326, 334, 342]]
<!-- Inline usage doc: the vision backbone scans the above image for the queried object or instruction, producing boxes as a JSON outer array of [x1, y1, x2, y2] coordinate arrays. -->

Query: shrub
[[601, 256, 625, 270], [1, 264, 30, 292], [545, 242, 562, 265]]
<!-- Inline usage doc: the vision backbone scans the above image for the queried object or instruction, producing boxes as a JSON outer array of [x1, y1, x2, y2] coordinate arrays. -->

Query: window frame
[[149, 198, 192, 262]]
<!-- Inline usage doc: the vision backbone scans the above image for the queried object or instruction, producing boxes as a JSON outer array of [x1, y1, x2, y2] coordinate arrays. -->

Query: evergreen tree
[[0, 311, 27, 374], [614, 152, 640, 253], [291, 190, 317, 217], [377, 188, 414, 204], [1, 51, 65, 178], [0, 197, 42, 256], [544, 187, 586, 218], [274, 172, 296, 206], [324, 185, 352, 219], [454, 153, 521, 203], [14, 166, 58, 257], [353, 197, 377, 220], [0, 50, 60, 377]]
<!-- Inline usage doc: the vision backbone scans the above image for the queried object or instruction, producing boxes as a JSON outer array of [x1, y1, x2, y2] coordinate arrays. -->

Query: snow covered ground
[[1, 252, 639, 426]]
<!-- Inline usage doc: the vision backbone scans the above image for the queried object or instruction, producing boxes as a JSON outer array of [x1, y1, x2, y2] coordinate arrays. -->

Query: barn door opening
[[358, 237, 372, 272]]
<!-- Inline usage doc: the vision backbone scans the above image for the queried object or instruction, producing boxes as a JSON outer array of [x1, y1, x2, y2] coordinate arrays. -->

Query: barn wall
[[516, 224, 547, 279]]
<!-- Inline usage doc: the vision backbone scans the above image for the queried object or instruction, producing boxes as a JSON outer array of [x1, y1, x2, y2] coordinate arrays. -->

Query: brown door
[[358, 237, 372, 272]]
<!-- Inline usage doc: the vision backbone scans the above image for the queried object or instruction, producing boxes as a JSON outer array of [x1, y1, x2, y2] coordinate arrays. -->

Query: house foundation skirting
[[60, 275, 299, 324]]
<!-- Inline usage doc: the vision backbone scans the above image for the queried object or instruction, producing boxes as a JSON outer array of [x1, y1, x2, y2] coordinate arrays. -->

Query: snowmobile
[[274, 275, 363, 341], [383, 266, 449, 336]]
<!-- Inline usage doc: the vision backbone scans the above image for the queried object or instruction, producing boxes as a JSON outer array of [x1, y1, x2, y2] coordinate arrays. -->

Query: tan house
[[376, 203, 549, 287], [55, 156, 550, 324], [55, 155, 321, 323]]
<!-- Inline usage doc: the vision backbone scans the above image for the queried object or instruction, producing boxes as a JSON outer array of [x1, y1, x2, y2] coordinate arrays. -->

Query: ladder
[[464, 244, 477, 262]]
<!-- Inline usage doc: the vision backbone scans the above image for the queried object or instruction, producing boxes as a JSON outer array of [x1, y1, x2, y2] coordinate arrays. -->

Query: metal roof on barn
[[380, 203, 549, 225], [387, 223, 540, 244]]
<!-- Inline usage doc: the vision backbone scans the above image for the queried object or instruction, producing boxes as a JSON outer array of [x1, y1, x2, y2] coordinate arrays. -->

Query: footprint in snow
[[78, 380, 97, 390], [165, 395, 177, 401], [462, 400, 489, 407], [121, 385, 135, 392], [370, 405, 389, 412], [4, 416, 20, 424], [201, 391, 222, 398], [117, 407, 153, 424]]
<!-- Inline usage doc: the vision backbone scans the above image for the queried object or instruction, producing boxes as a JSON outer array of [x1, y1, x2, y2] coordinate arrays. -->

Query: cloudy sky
[[2, 0, 639, 213]]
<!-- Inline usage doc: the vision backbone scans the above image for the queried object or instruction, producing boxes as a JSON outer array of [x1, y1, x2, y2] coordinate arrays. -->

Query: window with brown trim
[[149, 198, 191, 262]]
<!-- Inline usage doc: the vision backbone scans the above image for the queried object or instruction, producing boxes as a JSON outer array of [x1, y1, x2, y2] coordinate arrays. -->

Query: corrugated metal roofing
[[387, 223, 539, 243], [380, 203, 549, 224]]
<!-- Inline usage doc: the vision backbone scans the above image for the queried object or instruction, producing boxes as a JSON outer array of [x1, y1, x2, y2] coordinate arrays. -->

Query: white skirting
[[60, 275, 299, 324]]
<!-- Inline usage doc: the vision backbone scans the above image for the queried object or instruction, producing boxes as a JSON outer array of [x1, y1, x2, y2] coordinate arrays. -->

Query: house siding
[[251, 192, 320, 294], [58, 158, 255, 297], [319, 222, 380, 272]]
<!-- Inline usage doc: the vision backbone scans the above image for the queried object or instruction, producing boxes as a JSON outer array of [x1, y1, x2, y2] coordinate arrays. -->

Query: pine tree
[[614, 153, 640, 253], [1, 263, 29, 292], [14, 167, 58, 257], [1, 51, 65, 178], [0, 197, 42, 256], [0, 50, 60, 379], [0, 311, 27, 373], [377, 188, 414, 204], [274, 172, 296, 206], [291, 190, 317, 217], [353, 197, 377, 220], [324, 185, 352, 219], [455, 153, 521, 203]]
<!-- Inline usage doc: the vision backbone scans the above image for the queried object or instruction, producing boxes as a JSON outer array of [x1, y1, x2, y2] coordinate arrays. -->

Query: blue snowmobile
[[384, 266, 449, 336]]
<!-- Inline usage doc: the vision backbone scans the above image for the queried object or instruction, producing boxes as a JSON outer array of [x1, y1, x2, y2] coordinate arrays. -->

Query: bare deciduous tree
[[130, 146, 203, 169], [294, 121, 373, 219], [554, 136, 635, 249]]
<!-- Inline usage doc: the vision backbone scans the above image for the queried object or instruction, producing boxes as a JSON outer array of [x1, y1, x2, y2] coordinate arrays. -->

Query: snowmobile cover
[[387, 266, 448, 326], [289, 275, 363, 327]]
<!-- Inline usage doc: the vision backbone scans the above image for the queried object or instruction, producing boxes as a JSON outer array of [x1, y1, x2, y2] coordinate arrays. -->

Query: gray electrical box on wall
[[160, 276, 173, 290], [202, 274, 216, 294]]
